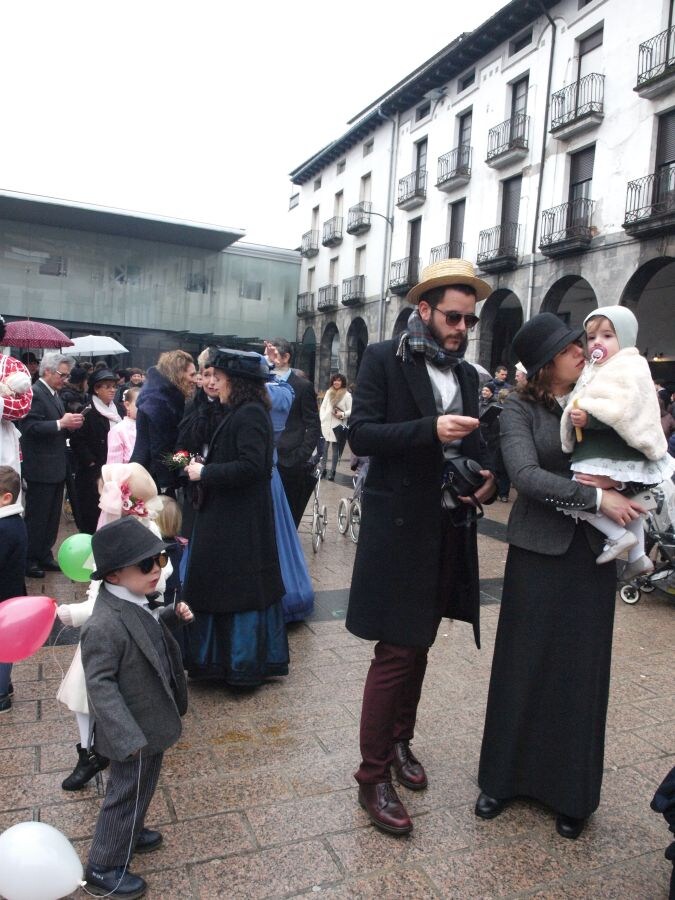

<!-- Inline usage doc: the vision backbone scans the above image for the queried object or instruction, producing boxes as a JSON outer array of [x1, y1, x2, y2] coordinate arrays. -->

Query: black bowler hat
[[212, 348, 272, 381], [91, 517, 169, 580], [89, 368, 117, 387], [512, 313, 584, 380]]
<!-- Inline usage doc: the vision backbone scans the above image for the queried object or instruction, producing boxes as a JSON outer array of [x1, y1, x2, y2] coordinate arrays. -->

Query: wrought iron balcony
[[342, 275, 366, 307], [297, 292, 314, 316], [397, 170, 427, 210], [389, 257, 420, 295], [623, 166, 675, 238], [346, 201, 372, 235], [486, 113, 529, 168], [322, 216, 343, 247], [318, 284, 339, 311], [477, 223, 520, 272], [436, 146, 472, 191], [540, 199, 595, 257], [550, 74, 604, 139], [300, 230, 320, 258], [429, 241, 465, 264], [635, 26, 675, 98]]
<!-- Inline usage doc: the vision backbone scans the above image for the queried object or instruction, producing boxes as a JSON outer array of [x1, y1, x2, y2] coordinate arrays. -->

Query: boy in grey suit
[[81, 517, 192, 899]]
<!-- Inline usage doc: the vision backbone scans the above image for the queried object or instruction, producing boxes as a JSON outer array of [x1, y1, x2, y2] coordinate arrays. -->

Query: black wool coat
[[346, 340, 486, 649], [183, 401, 284, 614]]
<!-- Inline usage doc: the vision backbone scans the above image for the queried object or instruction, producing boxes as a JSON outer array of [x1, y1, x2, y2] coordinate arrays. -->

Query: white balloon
[[0, 822, 83, 900]]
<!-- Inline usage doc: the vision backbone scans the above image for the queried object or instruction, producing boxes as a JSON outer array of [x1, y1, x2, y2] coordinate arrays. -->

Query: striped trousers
[[88, 751, 163, 868]]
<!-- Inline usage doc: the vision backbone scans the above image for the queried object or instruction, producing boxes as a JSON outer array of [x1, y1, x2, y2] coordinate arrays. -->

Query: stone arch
[[541, 275, 597, 328], [296, 326, 317, 384], [619, 257, 675, 364], [477, 289, 523, 374], [392, 306, 414, 339], [345, 317, 368, 384], [319, 321, 340, 390]]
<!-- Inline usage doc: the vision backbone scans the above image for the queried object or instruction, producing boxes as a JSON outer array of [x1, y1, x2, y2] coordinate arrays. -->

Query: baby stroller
[[304, 441, 328, 553], [337, 456, 369, 544], [618, 480, 675, 604]]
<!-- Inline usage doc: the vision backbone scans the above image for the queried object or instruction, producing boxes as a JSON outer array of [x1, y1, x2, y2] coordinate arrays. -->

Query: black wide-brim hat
[[212, 348, 272, 381], [89, 368, 117, 387], [91, 516, 169, 580], [512, 313, 584, 380]]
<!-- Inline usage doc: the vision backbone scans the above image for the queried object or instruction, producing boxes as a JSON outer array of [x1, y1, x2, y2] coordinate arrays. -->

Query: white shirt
[[425, 360, 460, 412], [105, 582, 160, 620]]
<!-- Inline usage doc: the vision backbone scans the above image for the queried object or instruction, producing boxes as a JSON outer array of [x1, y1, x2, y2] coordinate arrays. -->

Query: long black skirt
[[478, 525, 616, 819]]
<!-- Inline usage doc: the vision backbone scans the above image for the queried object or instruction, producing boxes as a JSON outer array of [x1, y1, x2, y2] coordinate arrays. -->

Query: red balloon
[[0, 596, 57, 663]]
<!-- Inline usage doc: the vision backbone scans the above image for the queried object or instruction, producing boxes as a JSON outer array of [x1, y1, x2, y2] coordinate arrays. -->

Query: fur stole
[[561, 348, 667, 461], [325, 386, 348, 408]]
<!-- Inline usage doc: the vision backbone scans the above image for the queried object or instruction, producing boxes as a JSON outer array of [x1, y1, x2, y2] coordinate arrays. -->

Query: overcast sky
[[1, 0, 505, 248]]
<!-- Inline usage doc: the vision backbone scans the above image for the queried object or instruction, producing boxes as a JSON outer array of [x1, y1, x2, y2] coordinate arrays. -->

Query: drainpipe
[[376, 108, 399, 342], [526, 3, 557, 323]]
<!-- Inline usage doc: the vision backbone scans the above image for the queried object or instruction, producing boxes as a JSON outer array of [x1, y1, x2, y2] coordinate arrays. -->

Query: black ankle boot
[[61, 743, 109, 791]]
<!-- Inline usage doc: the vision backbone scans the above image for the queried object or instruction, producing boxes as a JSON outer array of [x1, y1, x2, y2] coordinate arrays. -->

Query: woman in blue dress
[[181, 349, 288, 687]]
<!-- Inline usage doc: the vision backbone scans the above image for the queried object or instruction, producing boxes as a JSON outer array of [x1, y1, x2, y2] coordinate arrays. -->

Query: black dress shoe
[[42, 559, 61, 572], [326, 472, 335, 481], [134, 828, 163, 854], [474, 791, 507, 819], [358, 782, 413, 835], [84, 865, 147, 898], [25, 565, 45, 579], [556, 813, 586, 840], [392, 740, 428, 790]]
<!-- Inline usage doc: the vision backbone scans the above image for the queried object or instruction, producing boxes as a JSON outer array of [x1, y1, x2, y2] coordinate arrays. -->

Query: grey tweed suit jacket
[[80, 586, 188, 761], [500, 392, 604, 556]]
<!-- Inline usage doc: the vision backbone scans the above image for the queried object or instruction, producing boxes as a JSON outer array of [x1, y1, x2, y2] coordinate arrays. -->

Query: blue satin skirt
[[271, 466, 314, 623]]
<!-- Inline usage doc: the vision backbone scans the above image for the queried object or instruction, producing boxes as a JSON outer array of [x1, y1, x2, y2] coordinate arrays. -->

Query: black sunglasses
[[430, 307, 480, 330], [137, 553, 168, 574]]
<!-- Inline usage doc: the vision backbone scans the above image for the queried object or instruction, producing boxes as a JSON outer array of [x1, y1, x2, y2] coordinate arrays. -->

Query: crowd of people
[[0, 275, 674, 900]]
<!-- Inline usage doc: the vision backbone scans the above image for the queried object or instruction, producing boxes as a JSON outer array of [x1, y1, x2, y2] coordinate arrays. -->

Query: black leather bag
[[441, 456, 486, 515]]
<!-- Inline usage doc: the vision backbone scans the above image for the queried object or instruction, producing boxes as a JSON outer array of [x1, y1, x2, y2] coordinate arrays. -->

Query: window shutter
[[501, 176, 522, 226], [570, 146, 595, 185], [657, 110, 675, 168]]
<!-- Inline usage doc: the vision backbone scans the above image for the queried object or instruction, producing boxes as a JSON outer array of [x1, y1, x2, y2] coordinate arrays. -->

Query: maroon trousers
[[355, 641, 430, 784]]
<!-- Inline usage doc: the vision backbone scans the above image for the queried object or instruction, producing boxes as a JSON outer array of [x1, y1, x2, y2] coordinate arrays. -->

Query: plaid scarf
[[396, 308, 467, 369]]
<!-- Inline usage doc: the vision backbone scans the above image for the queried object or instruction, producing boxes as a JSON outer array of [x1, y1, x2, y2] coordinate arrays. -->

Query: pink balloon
[[0, 596, 57, 663]]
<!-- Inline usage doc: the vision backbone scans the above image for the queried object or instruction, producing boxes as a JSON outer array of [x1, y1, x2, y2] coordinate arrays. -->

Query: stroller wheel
[[638, 581, 656, 593], [337, 498, 349, 534], [619, 584, 640, 604]]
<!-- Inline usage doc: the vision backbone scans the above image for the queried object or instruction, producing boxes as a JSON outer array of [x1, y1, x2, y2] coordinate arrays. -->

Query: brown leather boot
[[392, 740, 428, 790], [358, 782, 413, 835]]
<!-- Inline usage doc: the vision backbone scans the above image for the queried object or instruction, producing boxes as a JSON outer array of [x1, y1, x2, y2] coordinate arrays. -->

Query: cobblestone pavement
[[1, 462, 673, 898]]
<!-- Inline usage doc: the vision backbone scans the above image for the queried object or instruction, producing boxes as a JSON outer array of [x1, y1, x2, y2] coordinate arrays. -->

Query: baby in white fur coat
[[561, 306, 674, 579]]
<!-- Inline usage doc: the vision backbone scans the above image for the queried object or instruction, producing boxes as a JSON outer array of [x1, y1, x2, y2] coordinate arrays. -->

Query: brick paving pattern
[[1, 462, 673, 898]]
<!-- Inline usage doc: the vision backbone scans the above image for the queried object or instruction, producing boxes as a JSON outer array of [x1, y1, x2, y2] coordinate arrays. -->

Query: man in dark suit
[[266, 338, 321, 527], [17, 353, 83, 578], [345, 259, 496, 835]]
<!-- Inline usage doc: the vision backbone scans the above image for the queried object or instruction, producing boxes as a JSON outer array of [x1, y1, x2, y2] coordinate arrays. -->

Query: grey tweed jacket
[[500, 391, 604, 556], [80, 586, 188, 761]]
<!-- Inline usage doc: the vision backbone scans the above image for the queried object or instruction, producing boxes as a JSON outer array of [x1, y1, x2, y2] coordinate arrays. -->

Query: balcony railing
[[429, 241, 465, 264], [389, 257, 420, 295], [540, 199, 595, 256], [636, 26, 675, 89], [297, 292, 314, 316], [300, 230, 320, 258], [486, 113, 529, 163], [436, 146, 472, 189], [477, 223, 520, 271], [322, 216, 343, 247], [347, 201, 372, 235], [550, 74, 604, 133], [342, 275, 366, 306], [317, 284, 339, 311], [397, 170, 427, 209], [623, 165, 675, 237]]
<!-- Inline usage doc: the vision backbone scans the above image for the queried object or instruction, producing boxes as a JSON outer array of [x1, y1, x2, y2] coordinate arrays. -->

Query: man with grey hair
[[18, 353, 83, 579]]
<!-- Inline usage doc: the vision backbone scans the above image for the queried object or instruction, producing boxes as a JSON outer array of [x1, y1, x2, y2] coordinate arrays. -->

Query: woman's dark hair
[[518, 362, 558, 411], [227, 375, 271, 411], [328, 373, 347, 389]]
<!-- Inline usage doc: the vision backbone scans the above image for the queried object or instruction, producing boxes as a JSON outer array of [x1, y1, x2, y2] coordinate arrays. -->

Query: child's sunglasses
[[137, 552, 168, 574]]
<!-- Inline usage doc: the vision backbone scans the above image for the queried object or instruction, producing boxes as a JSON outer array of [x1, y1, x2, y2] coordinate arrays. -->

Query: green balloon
[[57, 533, 94, 582]]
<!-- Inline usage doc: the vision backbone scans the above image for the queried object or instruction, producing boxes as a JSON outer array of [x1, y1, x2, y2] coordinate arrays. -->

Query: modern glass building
[[0, 191, 300, 368]]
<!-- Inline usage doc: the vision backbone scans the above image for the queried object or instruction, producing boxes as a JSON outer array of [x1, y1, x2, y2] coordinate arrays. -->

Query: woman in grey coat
[[475, 314, 645, 840]]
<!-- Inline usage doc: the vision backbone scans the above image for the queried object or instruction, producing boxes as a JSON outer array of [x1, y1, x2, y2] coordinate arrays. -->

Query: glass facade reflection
[[0, 218, 300, 368]]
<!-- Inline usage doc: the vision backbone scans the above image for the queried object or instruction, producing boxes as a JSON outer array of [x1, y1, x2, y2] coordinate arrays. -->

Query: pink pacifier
[[589, 346, 607, 362]]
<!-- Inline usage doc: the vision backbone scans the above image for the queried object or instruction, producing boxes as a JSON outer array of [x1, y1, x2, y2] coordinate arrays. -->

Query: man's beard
[[427, 319, 469, 355]]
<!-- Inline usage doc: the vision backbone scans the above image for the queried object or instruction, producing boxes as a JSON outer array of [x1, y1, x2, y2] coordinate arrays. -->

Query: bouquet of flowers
[[163, 449, 198, 470]]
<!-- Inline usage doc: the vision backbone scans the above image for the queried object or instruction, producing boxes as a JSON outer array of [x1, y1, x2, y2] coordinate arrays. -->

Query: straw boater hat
[[407, 258, 492, 305]]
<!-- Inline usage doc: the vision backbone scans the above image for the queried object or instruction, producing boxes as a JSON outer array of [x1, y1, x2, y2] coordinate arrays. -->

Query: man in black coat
[[266, 338, 321, 527], [17, 353, 83, 578], [345, 259, 495, 835]]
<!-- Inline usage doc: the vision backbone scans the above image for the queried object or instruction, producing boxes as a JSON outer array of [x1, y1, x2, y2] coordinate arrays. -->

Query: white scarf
[[92, 395, 121, 423], [0, 499, 23, 519]]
